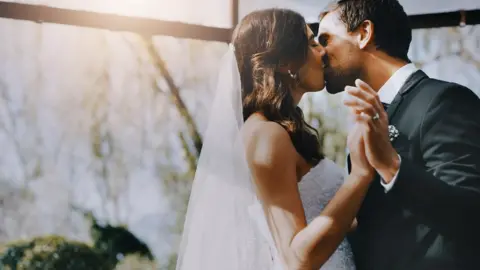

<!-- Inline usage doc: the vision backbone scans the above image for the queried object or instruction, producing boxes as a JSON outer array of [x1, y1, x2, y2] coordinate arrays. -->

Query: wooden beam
[[409, 9, 480, 29], [1, 1, 477, 43], [231, 0, 239, 26], [0, 1, 232, 42], [309, 9, 480, 31]]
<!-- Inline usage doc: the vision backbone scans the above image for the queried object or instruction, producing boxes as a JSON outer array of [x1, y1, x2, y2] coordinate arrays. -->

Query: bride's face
[[296, 25, 326, 92]]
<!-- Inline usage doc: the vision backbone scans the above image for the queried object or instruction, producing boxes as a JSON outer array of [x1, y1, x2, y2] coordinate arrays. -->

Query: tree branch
[[140, 36, 203, 156]]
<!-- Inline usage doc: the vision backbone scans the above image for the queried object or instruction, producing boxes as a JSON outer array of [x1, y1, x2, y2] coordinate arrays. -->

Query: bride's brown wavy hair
[[232, 8, 324, 165]]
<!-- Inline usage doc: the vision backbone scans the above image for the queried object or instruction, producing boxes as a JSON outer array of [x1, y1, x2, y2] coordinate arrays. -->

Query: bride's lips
[[322, 55, 330, 69]]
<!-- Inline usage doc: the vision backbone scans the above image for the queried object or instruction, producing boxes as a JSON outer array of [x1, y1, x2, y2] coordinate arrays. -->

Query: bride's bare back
[[242, 114, 312, 268], [242, 114, 360, 269]]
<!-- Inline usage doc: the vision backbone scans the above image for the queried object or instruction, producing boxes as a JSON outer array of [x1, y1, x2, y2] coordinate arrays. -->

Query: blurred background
[[0, 0, 478, 269]]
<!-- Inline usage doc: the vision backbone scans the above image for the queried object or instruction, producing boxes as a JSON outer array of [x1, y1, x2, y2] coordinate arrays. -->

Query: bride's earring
[[288, 70, 297, 80]]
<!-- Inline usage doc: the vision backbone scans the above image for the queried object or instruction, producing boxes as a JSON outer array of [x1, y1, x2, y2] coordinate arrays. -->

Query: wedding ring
[[372, 112, 380, 121]]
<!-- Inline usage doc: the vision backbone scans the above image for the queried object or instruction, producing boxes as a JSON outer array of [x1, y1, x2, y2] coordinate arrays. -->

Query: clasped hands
[[343, 79, 400, 183]]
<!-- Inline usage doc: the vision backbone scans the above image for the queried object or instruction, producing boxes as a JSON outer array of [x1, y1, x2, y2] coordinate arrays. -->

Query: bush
[[0, 235, 113, 270]]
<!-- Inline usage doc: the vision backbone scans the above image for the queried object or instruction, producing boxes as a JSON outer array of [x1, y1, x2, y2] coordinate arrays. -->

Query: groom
[[317, 0, 480, 269]]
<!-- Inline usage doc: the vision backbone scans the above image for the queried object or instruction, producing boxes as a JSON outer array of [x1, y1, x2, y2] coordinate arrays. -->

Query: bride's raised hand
[[347, 122, 375, 181]]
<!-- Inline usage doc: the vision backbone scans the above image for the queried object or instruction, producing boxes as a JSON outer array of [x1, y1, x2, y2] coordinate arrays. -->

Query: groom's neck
[[361, 52, 409, 93]]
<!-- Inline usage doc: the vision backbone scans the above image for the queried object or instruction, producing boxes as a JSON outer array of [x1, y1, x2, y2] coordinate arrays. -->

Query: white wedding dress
[[176, 46, 355, 270], [248, 158, 356, 269]]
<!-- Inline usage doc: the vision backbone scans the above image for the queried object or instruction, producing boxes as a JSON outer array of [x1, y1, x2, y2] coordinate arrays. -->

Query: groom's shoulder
[[421, 76, 463, 92], [417, 75, 478, 103]]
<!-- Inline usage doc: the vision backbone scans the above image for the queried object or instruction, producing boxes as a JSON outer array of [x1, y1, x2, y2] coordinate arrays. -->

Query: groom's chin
[[324, 84, 344, 94]]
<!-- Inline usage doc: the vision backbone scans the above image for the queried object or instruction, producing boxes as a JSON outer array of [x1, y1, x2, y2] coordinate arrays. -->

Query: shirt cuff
[[380, 154, 401, 193]]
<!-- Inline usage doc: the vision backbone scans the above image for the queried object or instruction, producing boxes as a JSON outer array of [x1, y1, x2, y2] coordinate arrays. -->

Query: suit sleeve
[[388, 84, 480, 236]]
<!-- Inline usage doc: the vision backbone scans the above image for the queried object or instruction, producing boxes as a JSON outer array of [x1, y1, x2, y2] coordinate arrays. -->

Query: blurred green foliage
[[0, 236, 111, 270], [0, 212, 155, 270]]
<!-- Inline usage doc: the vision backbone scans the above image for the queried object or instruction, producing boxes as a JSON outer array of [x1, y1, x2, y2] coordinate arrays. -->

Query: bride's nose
[[317, 44, 326, 57], [313, 44, 326, 60]]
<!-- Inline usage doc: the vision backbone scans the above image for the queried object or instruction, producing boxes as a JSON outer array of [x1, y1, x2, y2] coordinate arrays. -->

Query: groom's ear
[[357, 20, 374, 50]]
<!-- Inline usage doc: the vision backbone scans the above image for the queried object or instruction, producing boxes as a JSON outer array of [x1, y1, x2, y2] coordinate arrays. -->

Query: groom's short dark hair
[[320, 0, 411, 62]]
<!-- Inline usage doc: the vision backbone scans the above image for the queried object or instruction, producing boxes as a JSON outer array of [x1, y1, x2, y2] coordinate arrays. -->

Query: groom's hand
[[343, 79, 400, 183]]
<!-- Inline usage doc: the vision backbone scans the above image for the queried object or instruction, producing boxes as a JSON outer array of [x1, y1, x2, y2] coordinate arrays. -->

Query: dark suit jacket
[[347, 70, 480, 270]]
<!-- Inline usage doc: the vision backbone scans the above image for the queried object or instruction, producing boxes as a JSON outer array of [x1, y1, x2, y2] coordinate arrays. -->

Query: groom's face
[[318, 10, 363, 94]]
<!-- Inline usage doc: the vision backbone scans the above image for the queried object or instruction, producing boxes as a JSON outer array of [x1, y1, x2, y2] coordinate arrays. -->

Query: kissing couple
[[176, 0, 480, 269]]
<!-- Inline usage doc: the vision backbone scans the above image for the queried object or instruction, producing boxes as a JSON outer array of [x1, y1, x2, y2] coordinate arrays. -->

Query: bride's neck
[[291, 87, 306, 106]]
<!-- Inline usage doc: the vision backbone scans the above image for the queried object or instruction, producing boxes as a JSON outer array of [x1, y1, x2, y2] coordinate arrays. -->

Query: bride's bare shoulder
[[242, 117, 296, 169]]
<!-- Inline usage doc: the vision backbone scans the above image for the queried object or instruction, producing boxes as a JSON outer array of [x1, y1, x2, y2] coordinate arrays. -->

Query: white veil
[[175, 44, 274, 269]]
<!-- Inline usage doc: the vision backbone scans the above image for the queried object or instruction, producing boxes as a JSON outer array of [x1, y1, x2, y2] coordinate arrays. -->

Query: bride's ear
[[357, 20, 374, 50], [277, 66, 289, 75], [277, 63, 299, 80], [277, 62, 293, 75]]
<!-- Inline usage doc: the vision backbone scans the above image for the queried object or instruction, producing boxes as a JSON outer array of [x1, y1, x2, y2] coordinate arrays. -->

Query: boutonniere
[[388, 125, 399, 142]]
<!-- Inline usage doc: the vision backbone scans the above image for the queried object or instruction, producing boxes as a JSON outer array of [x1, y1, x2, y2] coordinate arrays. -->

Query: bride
[[175, 8, 375, 270]]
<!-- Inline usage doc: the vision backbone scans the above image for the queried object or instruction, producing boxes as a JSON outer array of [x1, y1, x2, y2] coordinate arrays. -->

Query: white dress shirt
[[377, 63, 418, 192], [345, 63, 418, 191]]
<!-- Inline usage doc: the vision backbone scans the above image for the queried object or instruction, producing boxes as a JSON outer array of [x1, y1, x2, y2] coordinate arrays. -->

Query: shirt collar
[[378, 63, 418, 104]]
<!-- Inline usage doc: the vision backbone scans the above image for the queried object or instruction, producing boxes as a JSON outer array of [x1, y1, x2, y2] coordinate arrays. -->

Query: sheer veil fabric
[[175, 44, 275, 270]]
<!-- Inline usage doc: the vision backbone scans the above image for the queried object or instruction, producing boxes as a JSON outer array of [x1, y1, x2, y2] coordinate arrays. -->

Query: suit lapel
[[386, 70, 428, 122], [387, 70, 429, 155]]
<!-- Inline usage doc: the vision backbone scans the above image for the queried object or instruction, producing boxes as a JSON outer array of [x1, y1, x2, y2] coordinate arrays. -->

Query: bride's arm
[[247, 123, 371, 269], [350, 219, 358, 231]]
